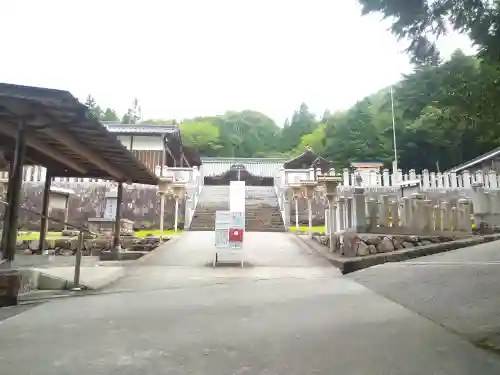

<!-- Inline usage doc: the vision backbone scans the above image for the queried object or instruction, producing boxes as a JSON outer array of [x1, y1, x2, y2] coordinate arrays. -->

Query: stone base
[[0, 270, 21, 307]]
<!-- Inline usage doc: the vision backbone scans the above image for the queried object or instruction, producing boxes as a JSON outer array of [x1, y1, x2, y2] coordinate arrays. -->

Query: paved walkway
[[350, 239, 500, 352], [105, 232, 337, 292], [2, 232, 500, 373]]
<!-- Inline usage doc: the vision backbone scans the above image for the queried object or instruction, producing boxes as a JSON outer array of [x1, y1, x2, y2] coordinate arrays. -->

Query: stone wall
[[0, 182, 183, 231]]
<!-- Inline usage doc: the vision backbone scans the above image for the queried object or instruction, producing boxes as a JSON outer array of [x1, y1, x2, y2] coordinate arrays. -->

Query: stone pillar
[[451, 206, 458, 231], [433, 204, 441, 232], [410, 193, 425, 231], [378, 195, 389, 227], [366, 198, 378, 232], [337, 196, 346, 231], [422, 199, 433, 233], [353, 187, 366, 232], [346, 197, 353, 229], [441, 201, 451, 231], [400, 197, 411, 228], [389, 200, 399, 228], [283, 199, 291, 230], [458, 198, 471, 232], [330, 203, 338, 251], [470, 182, 488, 227]]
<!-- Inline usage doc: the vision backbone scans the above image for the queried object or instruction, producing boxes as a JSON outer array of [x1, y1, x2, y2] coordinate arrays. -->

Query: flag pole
[[390, 86, 398, 172]]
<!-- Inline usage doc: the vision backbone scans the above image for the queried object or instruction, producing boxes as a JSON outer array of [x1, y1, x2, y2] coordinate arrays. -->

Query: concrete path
[[2, 272, 500, 374], [105, 231, 337, 292], [2, 233, 500, 373], [349, 239, 500, 351]]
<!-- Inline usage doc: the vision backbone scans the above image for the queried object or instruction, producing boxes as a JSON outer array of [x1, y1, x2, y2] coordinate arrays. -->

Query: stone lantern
[[171, 182, 187, 233], [300, 180, 318, 238], [288, 183, 303, 231], [317, 175, 342, 250], [158, 177, 173, 241]]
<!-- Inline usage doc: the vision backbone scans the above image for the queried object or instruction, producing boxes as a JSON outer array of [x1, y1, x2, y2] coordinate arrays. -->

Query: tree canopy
[[357, 0, 499, 65], [85, 49, 500, 171]]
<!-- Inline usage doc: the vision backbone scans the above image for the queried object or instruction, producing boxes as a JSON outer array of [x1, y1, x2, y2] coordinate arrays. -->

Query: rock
[[61, 229, 79, 237], [23, 249, 32, 255], [392, 237, 404, 250], [356, 242, 370, 256], [54, 238, 77, 250], [362, 236, 381, 246], [402, 242, 414, 248], [368, 245, 377, 254], [377, 238, 395, 253], [420, 240, 432, 246], [403, 235, 419, 243]]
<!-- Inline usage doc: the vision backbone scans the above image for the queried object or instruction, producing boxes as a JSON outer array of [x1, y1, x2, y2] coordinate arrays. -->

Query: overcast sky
[[0, 0, 474, 124]]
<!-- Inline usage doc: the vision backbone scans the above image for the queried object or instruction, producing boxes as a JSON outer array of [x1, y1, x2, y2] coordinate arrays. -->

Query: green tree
[[84, 94, 103, 120], [122, 98, 142, 124], [179, 121, 222, 156], [101, 108, 119, 121], [357, 0, 497, 64], [296, 123, 326, 154], [279, 103, 318, 152]]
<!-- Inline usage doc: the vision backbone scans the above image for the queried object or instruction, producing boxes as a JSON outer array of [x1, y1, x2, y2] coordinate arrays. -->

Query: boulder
[[402, 242, 415, 248], [368, 245, 377, 254], [356, 242, 370, 256], [377, 238, 395, 253], [362, 236, 382, 246]]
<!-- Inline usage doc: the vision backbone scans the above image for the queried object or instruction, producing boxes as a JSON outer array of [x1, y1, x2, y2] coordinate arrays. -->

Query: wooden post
[[38, 170, 52, 254], [112, 182, 124, 252], [1, 160, 16, 259], [4, 118, 27, 262]]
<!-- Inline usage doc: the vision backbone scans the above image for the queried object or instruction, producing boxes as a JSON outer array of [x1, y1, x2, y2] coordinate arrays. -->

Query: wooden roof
[[0, 83, 158, 185], [283, 147, 331, 169]]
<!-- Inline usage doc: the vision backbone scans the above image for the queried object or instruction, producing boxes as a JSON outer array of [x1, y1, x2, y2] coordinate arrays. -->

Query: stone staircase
[[245, 186, 285, 232], [188, 186, 229, 231]]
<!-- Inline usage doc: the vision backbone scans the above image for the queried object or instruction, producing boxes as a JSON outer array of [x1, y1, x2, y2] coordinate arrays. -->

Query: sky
[[0, 0, 475, 125]]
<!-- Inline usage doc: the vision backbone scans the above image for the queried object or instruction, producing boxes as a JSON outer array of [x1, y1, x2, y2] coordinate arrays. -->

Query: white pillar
[[295, 199, 299, 231], [174, 197, 179, 232], [159, 193, 165, 241], [307, 198, 313, 238]]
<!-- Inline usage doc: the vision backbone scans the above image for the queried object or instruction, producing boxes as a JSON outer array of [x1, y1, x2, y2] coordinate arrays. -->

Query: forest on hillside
[[86, 50, 500, 172], [84, 1, 500, 172]]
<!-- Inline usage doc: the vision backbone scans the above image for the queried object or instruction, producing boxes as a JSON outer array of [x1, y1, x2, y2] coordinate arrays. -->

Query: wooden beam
[[43, 127, 125, 181], [0, 123, 87, 174]]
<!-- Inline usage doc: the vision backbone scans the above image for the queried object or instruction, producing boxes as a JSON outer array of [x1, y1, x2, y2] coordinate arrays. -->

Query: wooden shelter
[[103, 122, 202, 174], [0, 83, 158, 262]]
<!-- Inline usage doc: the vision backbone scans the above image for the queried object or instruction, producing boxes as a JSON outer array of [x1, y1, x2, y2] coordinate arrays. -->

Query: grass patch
[[289, 226, 325, 233], [135, 229, 183, 238], [17, 229, 183, 240]]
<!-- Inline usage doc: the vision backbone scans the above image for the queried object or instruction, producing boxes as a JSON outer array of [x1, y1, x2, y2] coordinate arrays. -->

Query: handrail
[[0, 198, 95, 235]]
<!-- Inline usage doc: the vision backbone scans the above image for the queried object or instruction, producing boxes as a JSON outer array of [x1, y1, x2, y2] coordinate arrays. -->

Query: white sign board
[[103, 197, 118, 220], [214, 210, 245, 266], [215, 210, 231, 248]]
